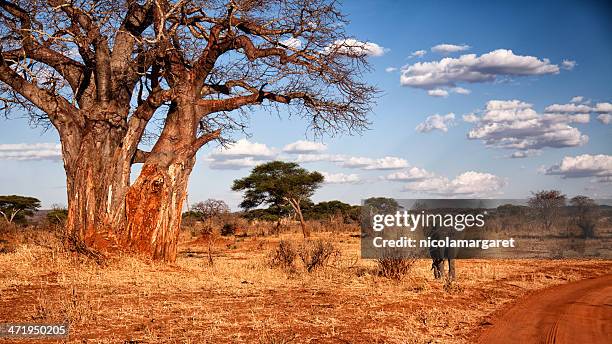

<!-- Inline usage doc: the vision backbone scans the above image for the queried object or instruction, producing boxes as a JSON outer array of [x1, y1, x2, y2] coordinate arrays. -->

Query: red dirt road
[[477, 274, 612, 344]]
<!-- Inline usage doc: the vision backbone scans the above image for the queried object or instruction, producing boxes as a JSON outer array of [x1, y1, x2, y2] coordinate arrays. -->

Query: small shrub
[[221, 222, 237, 236], [270, 240, 298, 271], [377, 256, 416, 281], [298, 240, 339, 272]]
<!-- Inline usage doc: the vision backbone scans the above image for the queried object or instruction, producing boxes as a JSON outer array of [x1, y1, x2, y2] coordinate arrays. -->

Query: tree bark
[[124, 160, 194, 261], [64, 122, 131, 254], [62, 106, 197, 262]]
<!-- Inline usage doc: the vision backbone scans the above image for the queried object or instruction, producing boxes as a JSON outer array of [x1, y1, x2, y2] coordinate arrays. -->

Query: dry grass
[[0, 227, 610, 343]]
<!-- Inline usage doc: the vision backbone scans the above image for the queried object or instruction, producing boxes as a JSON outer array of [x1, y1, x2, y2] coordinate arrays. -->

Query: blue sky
[[1, 0, 611, 209]]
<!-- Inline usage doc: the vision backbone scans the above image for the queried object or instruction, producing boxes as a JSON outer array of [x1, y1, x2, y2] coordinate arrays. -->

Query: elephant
[[426, 225, 459, 280]]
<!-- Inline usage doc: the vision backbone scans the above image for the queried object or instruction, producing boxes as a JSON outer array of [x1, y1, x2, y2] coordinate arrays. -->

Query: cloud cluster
[[543, 100, 612, 125], [207, 139, 409, 172], [466, 100, 590, 156], [597, 113, 612, 124], [426, 87, 471, 98], [338, 156, 409, 170], [383, 167, 436, 181], [431, 43, 470, 54], [321, 172, 360, 184], [324, 38, 386, 57], [401, 171, 506, 196], [382, 165, 505, 196], [415, 113, 456, 133], [545, 154, 612, 183], [400, 49, 560, 90], [561, 60, 577, 70], [0, 143, 62, 160], [208, 139, 276, 169]]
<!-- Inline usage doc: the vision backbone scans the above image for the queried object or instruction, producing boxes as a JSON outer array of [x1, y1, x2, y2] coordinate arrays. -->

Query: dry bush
[[377, 256, 417, 281], [298, 240, 339, 272], [269, 240, 298, 271]]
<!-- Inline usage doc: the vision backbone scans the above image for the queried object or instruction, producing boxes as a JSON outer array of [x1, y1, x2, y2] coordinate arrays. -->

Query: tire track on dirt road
[[476, 274, 612, 344]]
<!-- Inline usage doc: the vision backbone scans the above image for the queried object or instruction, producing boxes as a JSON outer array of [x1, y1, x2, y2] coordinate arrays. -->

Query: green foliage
[[0, 195, 41, 223], [303, 200, 360, 223], [363, 197, 401, 213], [231, 161, 324, 214]]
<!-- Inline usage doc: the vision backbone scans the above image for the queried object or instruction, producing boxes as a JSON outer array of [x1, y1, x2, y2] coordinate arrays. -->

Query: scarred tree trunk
[[63, 90, 201, 262], [124, 160, 194, 261], [64, 121, 132, 254]]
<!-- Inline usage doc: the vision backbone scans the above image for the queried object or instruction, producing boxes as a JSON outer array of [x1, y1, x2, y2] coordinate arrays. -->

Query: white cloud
[[210, 139, 276, 160], [467, 100, 589, 155], [369, 157, 408, 170], [400, 49, 560, 89], [324, 38, 386, 57], [338, 156, 375, 169], [0, 143, 62, 160], [545, 154, 612, 183], [209, 158, 261, 170], [431, 44, 470, 54], [341, 156, 409, 170], [279, 37, 302, 49], [561, 59, 576, 70], [452, 87, 471, 95], [594, 102, 612, 113], [321, 172, 360, 184], [208, 139, 276, 169], [415, 113, 455, 133], [597, 113, 611, 124], [403, 171, 506, 196], [410, 50, 427, 58], [384, 167, 435, 182], [385, 67, 398, 73], [427, 89, 449, 97], [462, 113, 480, 123], [295, 153, 408, 171], [544, 103, 591, 113], [282, 140, 327, 154], [571, 96, 584, 103]]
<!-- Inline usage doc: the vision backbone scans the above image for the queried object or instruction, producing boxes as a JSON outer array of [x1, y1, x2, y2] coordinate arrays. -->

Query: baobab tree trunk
[[61, 107, 199, 262], [124, 160, 194, 261], [63, 122, 132, 254]]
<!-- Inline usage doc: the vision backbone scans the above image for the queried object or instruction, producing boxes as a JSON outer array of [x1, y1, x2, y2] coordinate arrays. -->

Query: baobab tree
[[0, 0, 375, 261]]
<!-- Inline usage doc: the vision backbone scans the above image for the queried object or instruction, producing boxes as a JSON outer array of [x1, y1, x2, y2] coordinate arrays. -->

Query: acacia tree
[[0, 0, 374, 260], [0, 195, 41, 223], [232, 161, 324, 238]]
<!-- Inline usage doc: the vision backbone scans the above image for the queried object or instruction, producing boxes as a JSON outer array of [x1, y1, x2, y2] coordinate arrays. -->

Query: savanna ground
[[0, 225, 610, 344]]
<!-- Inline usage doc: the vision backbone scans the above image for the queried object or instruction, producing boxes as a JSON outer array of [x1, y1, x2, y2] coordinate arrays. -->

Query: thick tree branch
[[0, 52, 83, 129]]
